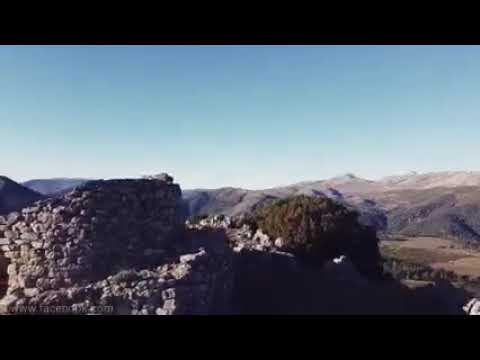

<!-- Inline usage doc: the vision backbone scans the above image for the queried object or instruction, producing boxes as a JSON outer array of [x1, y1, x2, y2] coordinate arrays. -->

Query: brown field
[[380, 235, 480, 278]]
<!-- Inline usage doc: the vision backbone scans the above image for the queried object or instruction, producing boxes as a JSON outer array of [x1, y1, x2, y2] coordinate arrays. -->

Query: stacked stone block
[[0, 177, 188, 312]]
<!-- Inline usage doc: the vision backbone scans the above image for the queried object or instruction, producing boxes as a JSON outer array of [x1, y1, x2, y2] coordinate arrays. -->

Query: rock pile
[[187, 214, 232, 229], [188, 215, 286, 253], [463, 298, 480, 315], [1, 240, 233, 315]]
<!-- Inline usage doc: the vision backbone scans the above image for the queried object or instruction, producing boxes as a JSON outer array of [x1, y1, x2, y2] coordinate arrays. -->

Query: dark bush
[[251, 195, 383, 279]]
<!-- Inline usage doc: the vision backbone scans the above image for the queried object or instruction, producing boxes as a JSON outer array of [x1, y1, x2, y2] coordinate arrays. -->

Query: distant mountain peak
[[330, 173, 358, 181]]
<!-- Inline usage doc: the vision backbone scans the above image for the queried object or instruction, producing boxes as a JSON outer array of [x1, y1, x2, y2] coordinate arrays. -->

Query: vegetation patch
[[380, 245, 468, 266], [247, 195, 383, 279]]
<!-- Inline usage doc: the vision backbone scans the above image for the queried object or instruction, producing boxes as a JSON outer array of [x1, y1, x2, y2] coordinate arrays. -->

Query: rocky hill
[[381, 187, 480, 245], [0, 176, 44, 215]]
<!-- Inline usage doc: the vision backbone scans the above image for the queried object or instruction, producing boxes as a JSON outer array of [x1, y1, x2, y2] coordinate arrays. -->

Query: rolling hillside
[[22, 178, 91, 196], [0, 176, 44, 215]]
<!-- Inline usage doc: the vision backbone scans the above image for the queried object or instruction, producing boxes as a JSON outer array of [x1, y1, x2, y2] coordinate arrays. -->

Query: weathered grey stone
[[162, 288, 176, 300], [32, 224, 45, 234], [253, 229, 271, 247], [3, 251, 19, 259], [180, 249, 207, 264], [20, 233, 38, 242], [274, 237, 284, 248], [7, 264, 17, 276], [464, 298, 480, 315], [24, 213, 36, 224], [7, 212, 21, 226], [31, 241, 44, 249], [4, 230, 16, 240], [23, 206, 40, 214], [155, 307, 168, 315], [162, 299, 176, 311], [23, 288, 40, 297], [0, 294, 19, 310]]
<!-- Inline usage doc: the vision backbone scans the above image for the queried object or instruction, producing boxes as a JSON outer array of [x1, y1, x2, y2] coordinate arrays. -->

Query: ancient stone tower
[[0, 177, 191, 313], [0, 175, 233, 315]]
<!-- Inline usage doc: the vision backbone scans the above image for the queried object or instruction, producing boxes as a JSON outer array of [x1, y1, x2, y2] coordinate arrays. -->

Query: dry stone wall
[[0, 238, 233, 315], [0, 177, 230, 314]]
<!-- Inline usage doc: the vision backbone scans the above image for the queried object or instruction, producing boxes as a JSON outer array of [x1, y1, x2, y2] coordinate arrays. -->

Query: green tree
[[251, 195, 383, 279]]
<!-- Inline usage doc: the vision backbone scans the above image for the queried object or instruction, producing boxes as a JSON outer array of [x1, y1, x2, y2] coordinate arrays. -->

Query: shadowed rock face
[[193, 214, 471, 315], [232, 250, 469, 315], [0, 176, 44, 215]]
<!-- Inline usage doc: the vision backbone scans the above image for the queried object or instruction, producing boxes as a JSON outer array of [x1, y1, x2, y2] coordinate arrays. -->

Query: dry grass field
[[381, 235, 480, 278]]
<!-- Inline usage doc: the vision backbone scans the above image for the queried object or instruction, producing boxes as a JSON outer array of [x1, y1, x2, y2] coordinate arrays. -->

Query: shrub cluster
[[250, 195, 383, 279]]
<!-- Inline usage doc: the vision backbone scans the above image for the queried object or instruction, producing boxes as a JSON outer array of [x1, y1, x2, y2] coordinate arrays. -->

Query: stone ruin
[[0, 178, 474, 315], [0, 176, 233, 315]]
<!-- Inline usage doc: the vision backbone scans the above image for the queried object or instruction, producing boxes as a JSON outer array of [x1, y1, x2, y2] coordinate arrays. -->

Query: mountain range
[[22, 178, 92, 196], [183, 171, 480, 246], [3, 171, 480, 246]]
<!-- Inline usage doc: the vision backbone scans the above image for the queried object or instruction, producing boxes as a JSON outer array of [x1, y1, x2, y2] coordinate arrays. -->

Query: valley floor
[[381, 235, 480, 297], [381, 235, 480, 277]]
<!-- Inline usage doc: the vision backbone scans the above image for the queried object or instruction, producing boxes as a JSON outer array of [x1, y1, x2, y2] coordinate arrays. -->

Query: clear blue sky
[[1, 45, 480, 189]]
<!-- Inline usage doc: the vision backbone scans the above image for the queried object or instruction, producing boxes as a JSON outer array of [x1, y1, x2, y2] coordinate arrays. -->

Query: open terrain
[[381, 235, 480, 278], [381, 235, 480, 299]]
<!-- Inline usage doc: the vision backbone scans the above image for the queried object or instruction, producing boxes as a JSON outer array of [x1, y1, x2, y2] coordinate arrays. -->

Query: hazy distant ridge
[[22, 178, 92, 195]]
